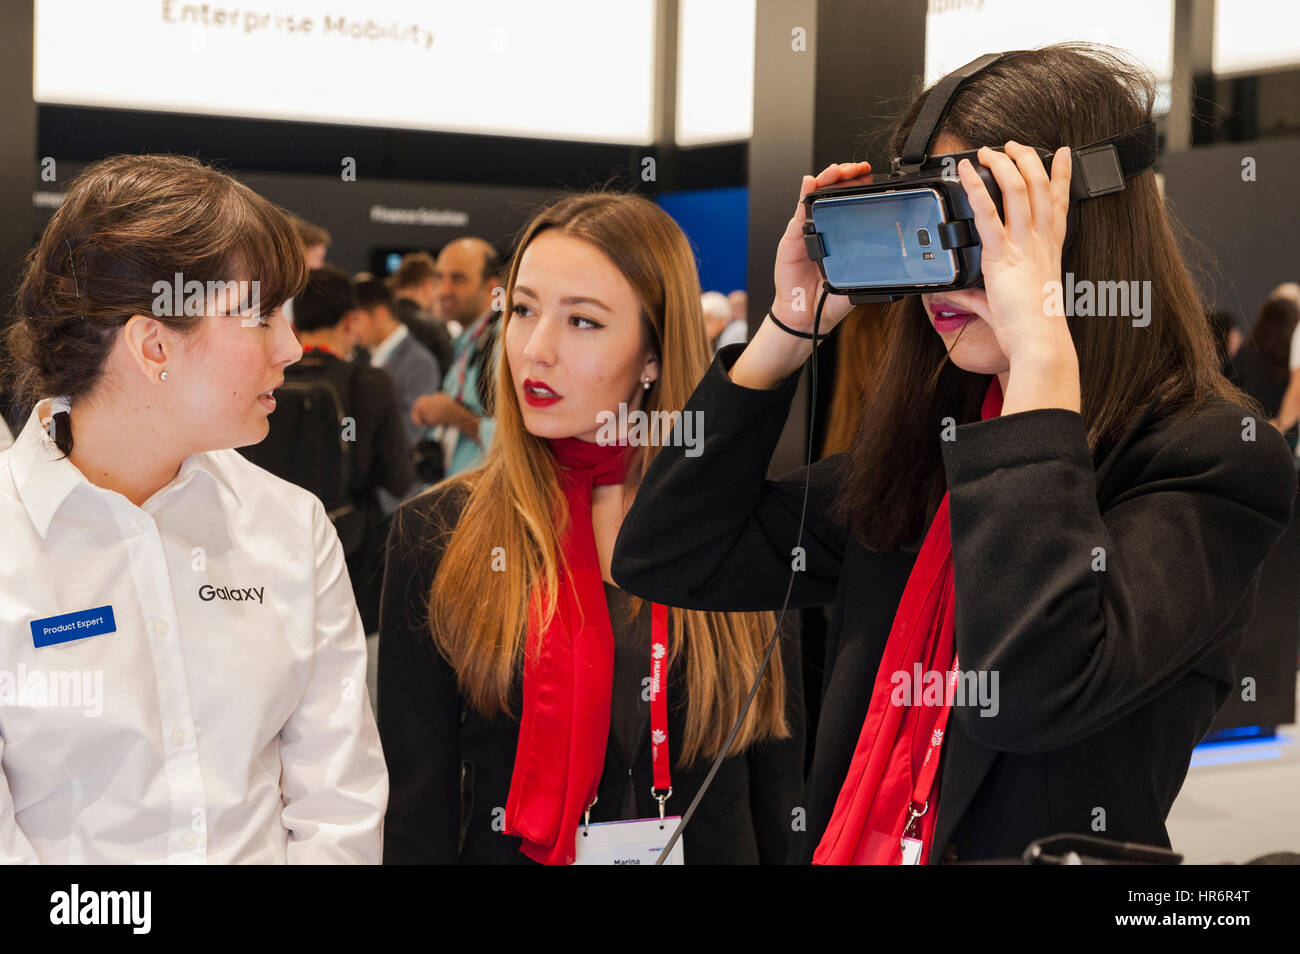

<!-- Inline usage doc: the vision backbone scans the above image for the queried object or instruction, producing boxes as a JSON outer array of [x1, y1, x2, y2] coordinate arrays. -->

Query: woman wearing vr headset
[[0, 154, 388, 862], [612, 43, 1297, 864], [377, 192, 805, 864]]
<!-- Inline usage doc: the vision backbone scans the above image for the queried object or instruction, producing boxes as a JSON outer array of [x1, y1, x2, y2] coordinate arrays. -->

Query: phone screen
[[812, 188, 958, 289]]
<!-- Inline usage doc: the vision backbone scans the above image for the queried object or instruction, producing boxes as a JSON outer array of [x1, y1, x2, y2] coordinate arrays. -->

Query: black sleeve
[[430, 321, 455, 381], [472, 318, 499, 418], [941, 402, 1297, 754], [362, 366, 416, 498], [612, 344, 848, 612], [377, 489, 467, 863], [745, 612, 806, 864]]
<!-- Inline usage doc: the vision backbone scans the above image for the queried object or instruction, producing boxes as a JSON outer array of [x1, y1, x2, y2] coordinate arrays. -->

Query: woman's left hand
[[957, 141, 1082, 413], [957, 141, 1074, 362]]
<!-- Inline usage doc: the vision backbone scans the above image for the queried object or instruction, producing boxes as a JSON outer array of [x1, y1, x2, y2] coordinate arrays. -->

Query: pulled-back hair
[[4, 153, 307, 455]]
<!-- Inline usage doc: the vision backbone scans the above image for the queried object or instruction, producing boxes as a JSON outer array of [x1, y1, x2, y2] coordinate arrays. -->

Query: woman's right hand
[[730, 162, 872, 390], [770, 161, 872, 334]]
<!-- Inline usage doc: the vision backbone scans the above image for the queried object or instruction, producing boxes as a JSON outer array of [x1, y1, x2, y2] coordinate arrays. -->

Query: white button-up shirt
[[369, 322, 409, 369], [0, 400, 388, 863]]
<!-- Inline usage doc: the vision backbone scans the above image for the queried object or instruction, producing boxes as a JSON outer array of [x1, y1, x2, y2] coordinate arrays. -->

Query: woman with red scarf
[[612, 45, 1297, 864], [377, 192, 805, 864]]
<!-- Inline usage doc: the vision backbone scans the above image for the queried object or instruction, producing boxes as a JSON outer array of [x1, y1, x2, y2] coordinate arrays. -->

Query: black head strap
[[895, 52, 1010, 173], [1067, 121, 1158, 200], [893, 51, 1158, 199]]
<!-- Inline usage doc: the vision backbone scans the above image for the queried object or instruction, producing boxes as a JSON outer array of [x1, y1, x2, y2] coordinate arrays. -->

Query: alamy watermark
[[595, 403, 703, 458], [152, 274, 262, 324], [1043, 272, 1151, 327], [890, 664, 999, 717], [0, 665, 103, 717]]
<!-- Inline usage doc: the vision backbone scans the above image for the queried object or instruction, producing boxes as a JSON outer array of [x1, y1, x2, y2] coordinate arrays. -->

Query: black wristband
[[766, 309, 825, 341]]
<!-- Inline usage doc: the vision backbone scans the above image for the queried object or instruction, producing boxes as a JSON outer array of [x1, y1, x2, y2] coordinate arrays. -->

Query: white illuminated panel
[[1213, 0, 1300, 76], [925, 0, 1174, 86], [35, 0, 657, 144], [676, 0, 755, 145]]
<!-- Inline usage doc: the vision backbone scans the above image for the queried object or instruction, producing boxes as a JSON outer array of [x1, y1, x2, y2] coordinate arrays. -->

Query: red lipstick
[[928, 301, 979, 333], [522, 378, 562, 408]]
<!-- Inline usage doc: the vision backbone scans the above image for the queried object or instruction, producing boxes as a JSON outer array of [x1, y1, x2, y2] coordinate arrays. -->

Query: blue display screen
[[813, 189, 957, 288]]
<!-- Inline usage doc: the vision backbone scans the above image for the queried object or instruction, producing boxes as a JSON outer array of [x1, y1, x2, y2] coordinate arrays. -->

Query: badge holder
[[573, 793, 685, 866]]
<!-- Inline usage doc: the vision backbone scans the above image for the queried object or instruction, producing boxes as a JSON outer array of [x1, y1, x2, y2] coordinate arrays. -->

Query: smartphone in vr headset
[[801, 52, 1158, 305]]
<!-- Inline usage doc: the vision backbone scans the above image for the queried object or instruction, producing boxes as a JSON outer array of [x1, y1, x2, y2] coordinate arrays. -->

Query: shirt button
[[131, 519, 145, 534], [183, 833, 198, 849], [154, 619, 170, 637], [172, 727, 187, 744]]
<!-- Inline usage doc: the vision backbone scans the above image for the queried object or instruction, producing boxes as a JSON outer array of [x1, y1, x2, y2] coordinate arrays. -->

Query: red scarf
[[814, 376, 1003, 864], [504, 437, 636, 864]]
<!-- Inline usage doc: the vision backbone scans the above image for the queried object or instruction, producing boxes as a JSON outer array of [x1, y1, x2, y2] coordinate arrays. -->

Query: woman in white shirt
[[0, 154, 387, 863]]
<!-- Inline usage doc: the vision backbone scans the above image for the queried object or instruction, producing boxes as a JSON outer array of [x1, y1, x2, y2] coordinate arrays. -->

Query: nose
[[276, 310, 303, 365], [522, 312, 560, 368]]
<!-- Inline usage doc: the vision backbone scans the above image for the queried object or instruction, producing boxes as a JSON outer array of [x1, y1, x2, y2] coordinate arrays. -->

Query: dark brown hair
[[1246, 297, 1299, 382], [4, 153, 307, 456], [834, 43, 1257, 550], [821, 302, 891, 457], [392, 251, 437, 290]]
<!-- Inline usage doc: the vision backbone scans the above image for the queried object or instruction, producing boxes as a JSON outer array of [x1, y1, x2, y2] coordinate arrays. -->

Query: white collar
[[8, 399, 243, 538], [369, 322, 409, 367]]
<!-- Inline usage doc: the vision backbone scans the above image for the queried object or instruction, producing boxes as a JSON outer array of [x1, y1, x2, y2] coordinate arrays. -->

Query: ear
[[122, 314, 173, 382], [641, 351, 661, 387]]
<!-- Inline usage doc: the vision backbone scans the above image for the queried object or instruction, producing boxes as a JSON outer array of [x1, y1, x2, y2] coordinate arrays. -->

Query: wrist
[[728, 314, 814, 390], [1006, 326, 1077, 368]]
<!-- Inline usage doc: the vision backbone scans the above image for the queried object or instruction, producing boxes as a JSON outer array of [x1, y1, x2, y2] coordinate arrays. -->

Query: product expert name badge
[[30, 606, 117, 648]]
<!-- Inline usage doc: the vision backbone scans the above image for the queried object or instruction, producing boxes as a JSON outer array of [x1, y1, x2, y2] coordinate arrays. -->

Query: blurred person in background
[[1267, 283, 1300, 438], [390, 252, 455, 375], [241, 265, 414, 634], [292, 216, 331, 270], [1205, 309, 1242, 384], [280, 216, 331, 332], [1235, 298, 1298, 429], [718, 288, 751, 349], [352, 278, 445, 501], [411, 237, 505, 476], [701, 290, 731, 348]]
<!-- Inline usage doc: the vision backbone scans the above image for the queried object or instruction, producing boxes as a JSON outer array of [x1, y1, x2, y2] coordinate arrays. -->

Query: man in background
[[352, 278, 444, 501], [411, 237, 503, 477], [390, 252, 455, 376], [293, 217, 331, 269]]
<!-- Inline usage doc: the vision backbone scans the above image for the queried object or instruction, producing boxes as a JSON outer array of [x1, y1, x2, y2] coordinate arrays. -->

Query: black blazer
[[612, 344, 1298, 864], [377, 482, 806, 864]]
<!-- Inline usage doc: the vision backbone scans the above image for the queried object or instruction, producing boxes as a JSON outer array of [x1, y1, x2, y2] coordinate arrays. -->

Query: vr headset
[[801, 52, 1159, 304]]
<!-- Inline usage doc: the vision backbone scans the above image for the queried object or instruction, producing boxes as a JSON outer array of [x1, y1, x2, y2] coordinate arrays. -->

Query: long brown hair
[[835, 43, 1257, 550], [419, 192, 790, 764], [821, 302, 892, 457], [4, 153, 306, 456]]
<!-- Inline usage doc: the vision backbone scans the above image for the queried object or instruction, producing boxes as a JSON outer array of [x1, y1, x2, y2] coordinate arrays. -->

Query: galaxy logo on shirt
[[199, 585, 265, 604]]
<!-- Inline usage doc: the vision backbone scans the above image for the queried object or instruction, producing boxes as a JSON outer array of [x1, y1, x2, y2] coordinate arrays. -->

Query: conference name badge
[[30, 606, 117, 648], [572, 816, 685, 866]]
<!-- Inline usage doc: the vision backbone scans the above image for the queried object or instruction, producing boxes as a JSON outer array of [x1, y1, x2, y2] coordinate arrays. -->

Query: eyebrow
[[514, 286, 612, 312]]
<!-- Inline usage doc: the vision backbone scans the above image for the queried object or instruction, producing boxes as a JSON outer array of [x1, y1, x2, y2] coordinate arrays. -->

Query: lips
[[928, 300, 979, 333], [522, 378, 561, 408], [257, 380, 283, 410]]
